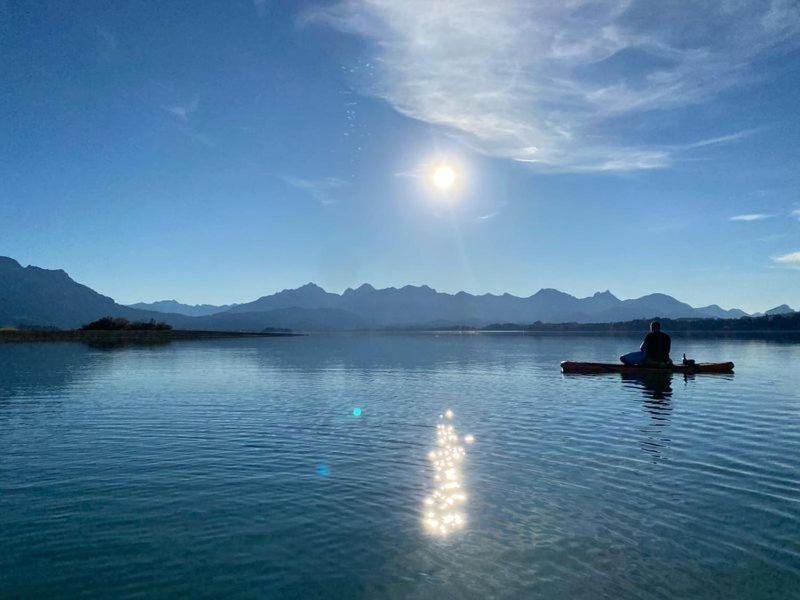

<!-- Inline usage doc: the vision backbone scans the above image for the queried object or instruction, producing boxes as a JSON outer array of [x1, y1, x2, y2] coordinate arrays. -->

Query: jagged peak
[[400, 284, 436, 292], [268, 282, 326, 298], [25, 265, 72, 280], [343, 283, 376, 296]]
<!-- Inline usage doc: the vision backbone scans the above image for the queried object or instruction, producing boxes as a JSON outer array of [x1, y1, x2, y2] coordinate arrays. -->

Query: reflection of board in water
[[622, 373, 675, 461]]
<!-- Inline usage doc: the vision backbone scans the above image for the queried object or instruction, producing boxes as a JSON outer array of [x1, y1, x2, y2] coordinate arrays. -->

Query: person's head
[[650, 321, 661, 333]]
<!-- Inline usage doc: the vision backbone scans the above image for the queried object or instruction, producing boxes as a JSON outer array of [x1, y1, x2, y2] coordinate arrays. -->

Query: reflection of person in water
[[621, 373, 673, 401], [622, 373, 674, 460]]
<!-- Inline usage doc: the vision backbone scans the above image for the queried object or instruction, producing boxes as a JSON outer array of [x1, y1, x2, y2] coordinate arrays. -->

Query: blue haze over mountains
[[0, 256, 775, 332], [127, 300, 239, 317]]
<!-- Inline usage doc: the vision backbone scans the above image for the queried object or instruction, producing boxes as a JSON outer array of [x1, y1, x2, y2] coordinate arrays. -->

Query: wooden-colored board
[[560, 361, 734, 374]]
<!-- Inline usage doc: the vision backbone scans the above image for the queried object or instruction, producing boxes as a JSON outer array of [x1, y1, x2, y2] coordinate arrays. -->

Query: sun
[[432, 164, 457, 191]]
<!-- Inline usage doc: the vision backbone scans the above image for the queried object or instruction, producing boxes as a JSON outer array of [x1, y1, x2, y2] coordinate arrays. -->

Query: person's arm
[[640, 333, 650, 352], [665, 334, 671, 355]]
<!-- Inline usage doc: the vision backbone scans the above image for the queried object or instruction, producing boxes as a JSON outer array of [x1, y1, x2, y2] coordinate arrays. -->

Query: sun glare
[[432, 164, 457, 191], [423, 410, 473, 537]]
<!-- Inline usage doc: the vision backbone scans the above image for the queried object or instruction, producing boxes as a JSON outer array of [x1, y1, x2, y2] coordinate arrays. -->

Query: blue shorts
[[620, 350, 646, 366]]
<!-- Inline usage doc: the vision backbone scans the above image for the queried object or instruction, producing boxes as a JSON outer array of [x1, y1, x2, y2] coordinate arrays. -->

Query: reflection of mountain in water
[[236, 333, 562, 375], [81, 338, 173, 350], [0, 343, 99, 403]]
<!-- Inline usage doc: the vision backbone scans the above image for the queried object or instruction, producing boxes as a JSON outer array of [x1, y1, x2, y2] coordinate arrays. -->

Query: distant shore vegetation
[[471, 312, 800, 333], [388, 312, 800, 334], [81, 317, 172, 331], [498, 313, 798, 332]]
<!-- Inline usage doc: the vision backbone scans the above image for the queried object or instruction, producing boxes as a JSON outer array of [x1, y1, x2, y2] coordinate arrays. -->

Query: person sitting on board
[[620, 321, 672, 367]]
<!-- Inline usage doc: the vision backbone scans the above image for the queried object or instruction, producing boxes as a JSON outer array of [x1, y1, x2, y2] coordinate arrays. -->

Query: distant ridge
[[128, 299, 237, 317], [215, 281, 750, 327], [0, 255, 785, 332], [764, 304, 795, 316]]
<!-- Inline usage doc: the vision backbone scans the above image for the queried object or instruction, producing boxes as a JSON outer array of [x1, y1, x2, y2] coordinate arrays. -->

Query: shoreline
[[0, 329, 300, 344]]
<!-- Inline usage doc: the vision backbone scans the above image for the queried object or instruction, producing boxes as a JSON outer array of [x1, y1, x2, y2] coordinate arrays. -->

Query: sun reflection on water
[[423, 409, 473, 537]]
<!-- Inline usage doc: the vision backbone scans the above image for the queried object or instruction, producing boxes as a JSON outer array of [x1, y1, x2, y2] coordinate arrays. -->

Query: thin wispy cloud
[[682, 129, 762, 150], [307, 1, 800, 172], [476, 211, 500, 222], [393, 163, 429, 179], [160, 95, 214, 147], [772, 251, 800, 265], [791, 209, 800, 220], [164, 96, 199, 122], [730, 214, 770, 222], [284, 176, 346, 206]]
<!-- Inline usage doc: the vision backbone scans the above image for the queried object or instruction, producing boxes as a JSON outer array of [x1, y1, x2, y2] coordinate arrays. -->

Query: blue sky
[[1, 0, 799, 312]]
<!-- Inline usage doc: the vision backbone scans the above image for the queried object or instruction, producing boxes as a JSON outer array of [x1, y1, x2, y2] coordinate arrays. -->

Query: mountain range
[[1, 256, 793, 332], [128, 299, 238, 317]]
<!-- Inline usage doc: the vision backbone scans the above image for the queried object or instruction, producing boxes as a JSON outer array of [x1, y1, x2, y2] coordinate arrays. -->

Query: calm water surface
[[2, 334, 800, 598]]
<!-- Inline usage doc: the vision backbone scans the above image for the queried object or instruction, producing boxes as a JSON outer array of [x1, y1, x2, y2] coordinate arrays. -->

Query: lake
[[2, 334, 799, 598]]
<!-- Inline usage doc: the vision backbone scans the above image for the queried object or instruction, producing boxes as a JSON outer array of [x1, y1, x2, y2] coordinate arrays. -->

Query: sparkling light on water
[[423, 410, 472, 536]]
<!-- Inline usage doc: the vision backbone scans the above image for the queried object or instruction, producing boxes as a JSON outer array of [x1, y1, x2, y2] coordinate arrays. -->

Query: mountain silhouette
[[695, 304, 749, 319], [0, 256, 761, 331], [127, 299, 237, 317], [0, 257, 164, 328], [221, 282, 748, 327], [225, 283, 341, 313], [764, 304, 795, 316]]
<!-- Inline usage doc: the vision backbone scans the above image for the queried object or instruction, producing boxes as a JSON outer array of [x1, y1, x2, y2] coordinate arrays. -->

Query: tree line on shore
[[480, 311, 800, 332], [80, 317, 172, 331]]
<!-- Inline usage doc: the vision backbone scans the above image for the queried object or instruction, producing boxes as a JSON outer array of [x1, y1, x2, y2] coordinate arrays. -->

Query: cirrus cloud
[[730, 213, 770, 222], [306, 0, 800, 172], [773, 251, 800, 265]]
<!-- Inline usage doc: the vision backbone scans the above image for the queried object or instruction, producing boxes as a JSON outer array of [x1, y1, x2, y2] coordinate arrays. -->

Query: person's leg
[[620, 350, 646, 366]]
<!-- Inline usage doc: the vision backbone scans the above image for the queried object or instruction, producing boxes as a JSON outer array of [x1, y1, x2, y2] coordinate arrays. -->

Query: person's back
[[620, 321, 672, 366], [642, 325, 671, 363]]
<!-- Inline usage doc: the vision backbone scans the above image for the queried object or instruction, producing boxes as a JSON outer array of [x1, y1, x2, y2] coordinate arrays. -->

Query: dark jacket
[[642, 331, 671, 363]]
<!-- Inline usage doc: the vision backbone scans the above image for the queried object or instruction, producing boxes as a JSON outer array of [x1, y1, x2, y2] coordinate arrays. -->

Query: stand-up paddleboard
[[560, 361, 734, 374]]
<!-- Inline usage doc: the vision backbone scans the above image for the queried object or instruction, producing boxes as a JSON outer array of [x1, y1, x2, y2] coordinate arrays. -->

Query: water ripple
[[2, 335, 800, 598]]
